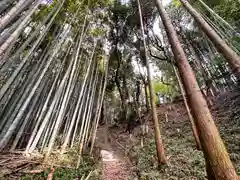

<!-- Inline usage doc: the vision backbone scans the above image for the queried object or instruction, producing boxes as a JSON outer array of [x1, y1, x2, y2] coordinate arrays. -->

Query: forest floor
[[0, 90, 239, 179], [107, 90, 240, 179], [95, 126, 133, 180], [0, 150, 102, 180]]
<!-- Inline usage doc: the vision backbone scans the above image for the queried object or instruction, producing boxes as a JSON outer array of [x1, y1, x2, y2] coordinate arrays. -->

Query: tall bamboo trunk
[[44, 24, 86, 159], [137, 0, 167, 164], [0, 0, 35, 33], [172, 65, 201, 150], [179, 31, 216, 105], [60, 15, 89, 153], [68, 42, 96, 149], [155, 0, 238, 179], [25, 29, 70, 153], [179, 0, 240, 81], [90, 55, 109, 155], [78, 62, 98, 158], [0, 0, 15, 14], [89, 72, 104, 155], [198, 0, 236, 34], [10, 75, 49, 151], [0, 35, 63, 149], [0, 1, 63, 102], [5, 2, 60, 59], [0, 50, 48, 148], [0, 14, 25, 46], [0, 0, 41, 56], [24, 67, 61, 153]]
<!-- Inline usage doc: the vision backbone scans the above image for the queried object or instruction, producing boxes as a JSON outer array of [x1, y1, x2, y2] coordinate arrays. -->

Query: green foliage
[[152, 78, 177, 104], [64, 0, 83, 14], [172, 0, 182, 7], [98, 54, 105, 73], [199, 0, 240, 28], [88, 27, 107, 37], [231, 35, 240, 52], [33, 1, 57, 22], [52, 156, 98, 179], [21, 169, 50, 180], [127, 120, 206, 179], [153, 80, 171, 95], [111, 2, 131, 19], [213, 0, 240, 28], [84, 0, 113, 9], [20, 155, 101, 180]]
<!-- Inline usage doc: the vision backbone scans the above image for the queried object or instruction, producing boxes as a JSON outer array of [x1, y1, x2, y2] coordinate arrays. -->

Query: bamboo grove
[[0, 0, 240, 179], [0, 0, 110, 166]]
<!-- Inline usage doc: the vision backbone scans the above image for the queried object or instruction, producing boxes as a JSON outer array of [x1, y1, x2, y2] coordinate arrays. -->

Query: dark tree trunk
[[99, 105, 105, 125], [115, 53, 127, 122], [143, 79, 150, 112]]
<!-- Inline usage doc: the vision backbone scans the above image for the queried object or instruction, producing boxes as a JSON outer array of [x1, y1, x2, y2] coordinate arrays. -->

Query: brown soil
[[95, 126, 134, 180]]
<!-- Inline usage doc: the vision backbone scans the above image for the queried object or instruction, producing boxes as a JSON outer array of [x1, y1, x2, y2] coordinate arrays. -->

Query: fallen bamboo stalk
[[85, 170, 93, 180], [80, 174, 85, 180], [115, 140, 126, 150]]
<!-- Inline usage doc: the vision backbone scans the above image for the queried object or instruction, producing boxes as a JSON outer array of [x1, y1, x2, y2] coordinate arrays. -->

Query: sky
[[41, 0, 53, 4], [121, 0, 172, 6], [127, 0, 173, 79], [118, 0, 173, 78], [162, 0, 172, 6]]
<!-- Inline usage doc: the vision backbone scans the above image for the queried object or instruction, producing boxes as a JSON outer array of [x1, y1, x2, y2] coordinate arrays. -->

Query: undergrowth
[[128, 121, 207, 180], [217, 117, 240, 175], [127, 106, 240, 179], [20, 154, 102, 180]]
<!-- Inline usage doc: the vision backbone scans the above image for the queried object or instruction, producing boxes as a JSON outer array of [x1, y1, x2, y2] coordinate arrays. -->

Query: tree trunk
[[0, 14, 25, 46], [68, 43, 96, 150], [172, 65, 201, 150], [24, 66, 61, 153], [0, 0, 15, 14], [45, 19, 87, 159], [0, 35, 62, 149], [0, 1, 62, 101], [179, 0, 240, 82], [4, 2, 61, 61], [0, 0, 41, 56], [90, 55, 109, 155], [0, 46, 49, 149], [26, 28, 70, 153], [0, 0, 35, 33], [79, 62, 99, 156], [138, 0, 167, 165], [115, 52, 127, 122], [10, 75, 49, 151], [143, 79, 150, 112], [198, 0, 236, 34], [155, 0, 238, 179]]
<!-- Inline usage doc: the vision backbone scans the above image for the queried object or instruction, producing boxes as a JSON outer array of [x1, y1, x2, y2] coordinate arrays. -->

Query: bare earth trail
[[95, 126, 133, 180]]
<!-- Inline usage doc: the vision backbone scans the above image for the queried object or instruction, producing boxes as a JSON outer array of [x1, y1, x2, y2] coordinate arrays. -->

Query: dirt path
[[96, 126, 133, 180]]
